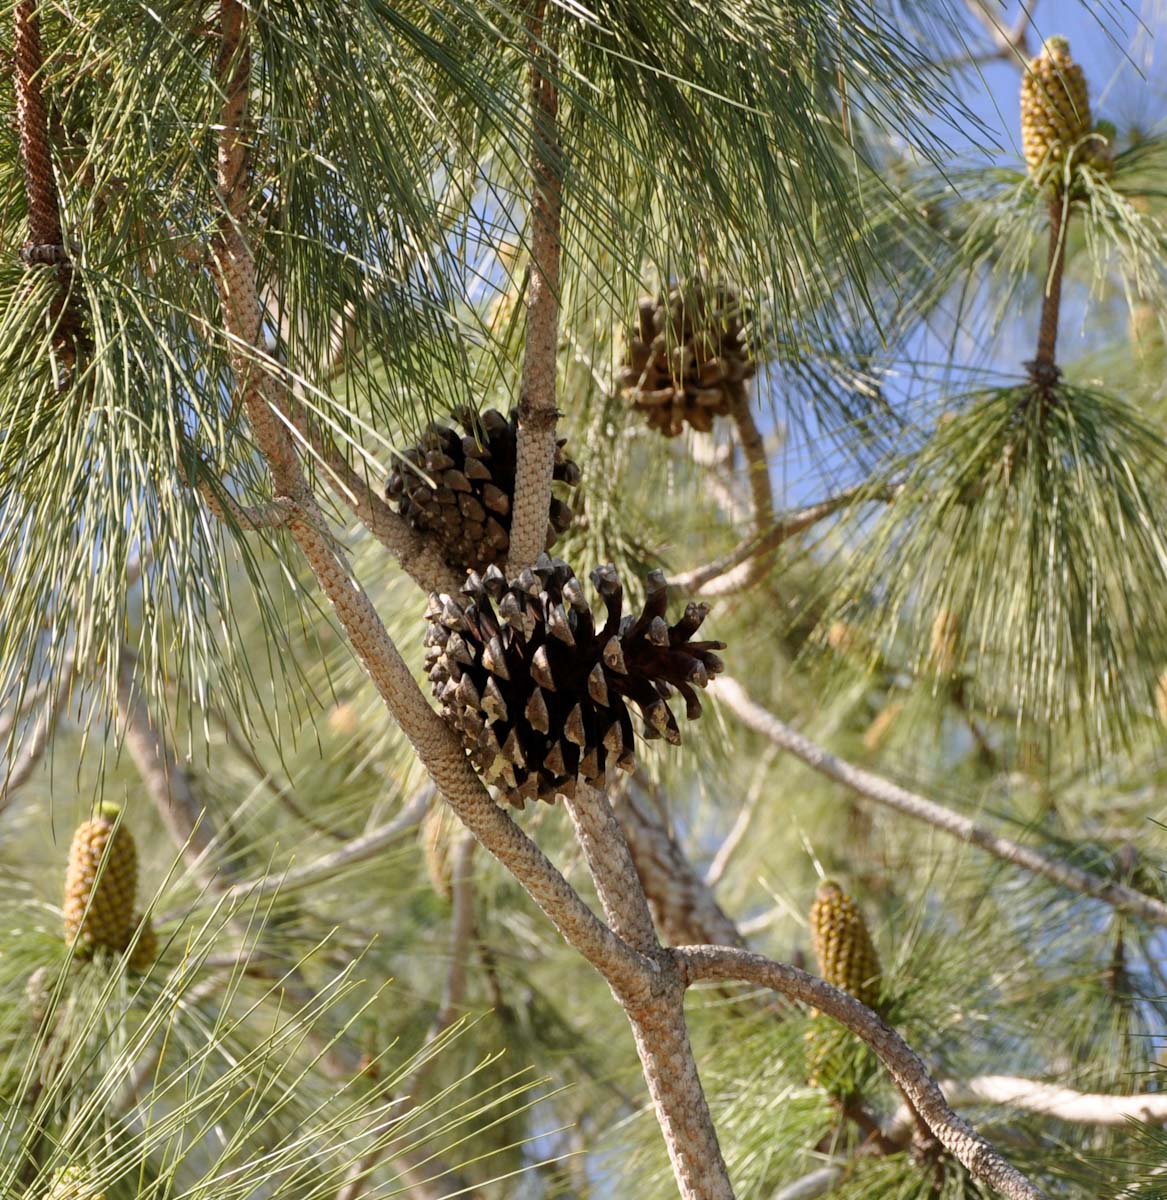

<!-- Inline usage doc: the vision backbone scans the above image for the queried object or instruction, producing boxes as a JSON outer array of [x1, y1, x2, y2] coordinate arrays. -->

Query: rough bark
[[508, 0, 562, 572], [677, 946, 1049, 1200]]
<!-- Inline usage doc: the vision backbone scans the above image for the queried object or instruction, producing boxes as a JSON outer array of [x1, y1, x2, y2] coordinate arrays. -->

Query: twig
[[208, 785, 432, 908], [695, 394, 775, 593], [676, 946, 1049, 1200], [508, 0, 562, 573], [771, 1164, 846, 1200], [704, 746, 777, 890], [183, 464, 298, 531], [1030, 190, 1068, 384], [0, 656, 75, 813], [116, 648, 231, 882], [336, 832, 480, 1200], [890, 1076, 1167, 1135], [293, 412, 462, 595], [961, 0, 1035, 62], [615, 779, 745, 949], [715, 676, 1167, 927], [669, 485, 898, 597], [0, 674, 55, 745]]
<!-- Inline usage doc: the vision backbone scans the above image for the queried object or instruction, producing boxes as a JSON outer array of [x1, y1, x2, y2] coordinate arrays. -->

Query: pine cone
[[63, 803, 138, 957], [425, 554, 725, 806], [809, 880, 881, 1009], [620, 283, 755, 437], [806, 881, 882, 1095], [386, 408, 580, 573], [1020, 37, 1092, 179], [44, 1165, 105, 1200]]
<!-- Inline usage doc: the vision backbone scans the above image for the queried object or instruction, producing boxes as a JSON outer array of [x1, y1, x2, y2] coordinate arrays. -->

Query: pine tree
[[2, 4, 1167, 1200]]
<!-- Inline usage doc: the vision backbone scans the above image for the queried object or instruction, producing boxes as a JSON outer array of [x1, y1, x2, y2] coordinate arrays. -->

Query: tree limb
[[714, 676, 1167, 927], [508, 0, 562, 573], [206, 0, 648, 1000], [669, 485, 897, 597], [891, 1076, 1167, 1135], [566, 782, 660, 955], [0, 655, 75, 814], [676, 946, 1049, 1200], [614, 780, 746, 949], [210, 784, 433, 908]]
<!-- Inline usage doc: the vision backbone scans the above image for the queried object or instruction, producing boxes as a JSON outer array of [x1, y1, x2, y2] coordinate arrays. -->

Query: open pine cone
[[386, 408, 580, 573], [620, 284, 755, 437], [424, 554, 725, 806]]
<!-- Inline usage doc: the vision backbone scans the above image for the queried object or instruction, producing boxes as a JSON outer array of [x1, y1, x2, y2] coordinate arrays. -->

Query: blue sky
[[763, 0, 1167, 510]]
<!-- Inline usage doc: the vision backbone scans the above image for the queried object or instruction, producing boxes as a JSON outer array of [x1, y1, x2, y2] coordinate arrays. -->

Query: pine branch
[[1030, 190, 1068, 384], [566, 781, 735, 1198], [669, 485, 897, 596], [292, 415, 463, 595], [13, 0, 84, 367], [567, 783, 660, 954], [508, 0, 562, 573], [615, 779, 745, 949], [962, 0, 1035, 62], [714, 676, 1167, 926], [116, 647, 233, 883], [891, 1076, 1167, 1133], [0, 655, 74, 814], [704, 748, 775, 891], [676, 946, 1049, 1200], [771, 1165, 845, 1200], [205, 0, 647, 1000], [213, 786, 432, 907]]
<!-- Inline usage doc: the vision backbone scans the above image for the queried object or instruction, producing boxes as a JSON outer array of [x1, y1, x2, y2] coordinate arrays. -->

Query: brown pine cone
[[425, 555, 725, 806]]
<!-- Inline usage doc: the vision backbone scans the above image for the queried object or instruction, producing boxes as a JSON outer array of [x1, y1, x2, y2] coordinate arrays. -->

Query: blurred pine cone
[[63, 803, 138, 958], [620, 283, 755, 437], [1020, 37, 1092, 180], [386, 408, 579, 573], [425, 554, 725, 806], [809, 880, 882, 1008]]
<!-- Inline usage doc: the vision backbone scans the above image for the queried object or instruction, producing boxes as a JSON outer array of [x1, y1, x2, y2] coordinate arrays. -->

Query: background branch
[[715, 676, 1167, 926]]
